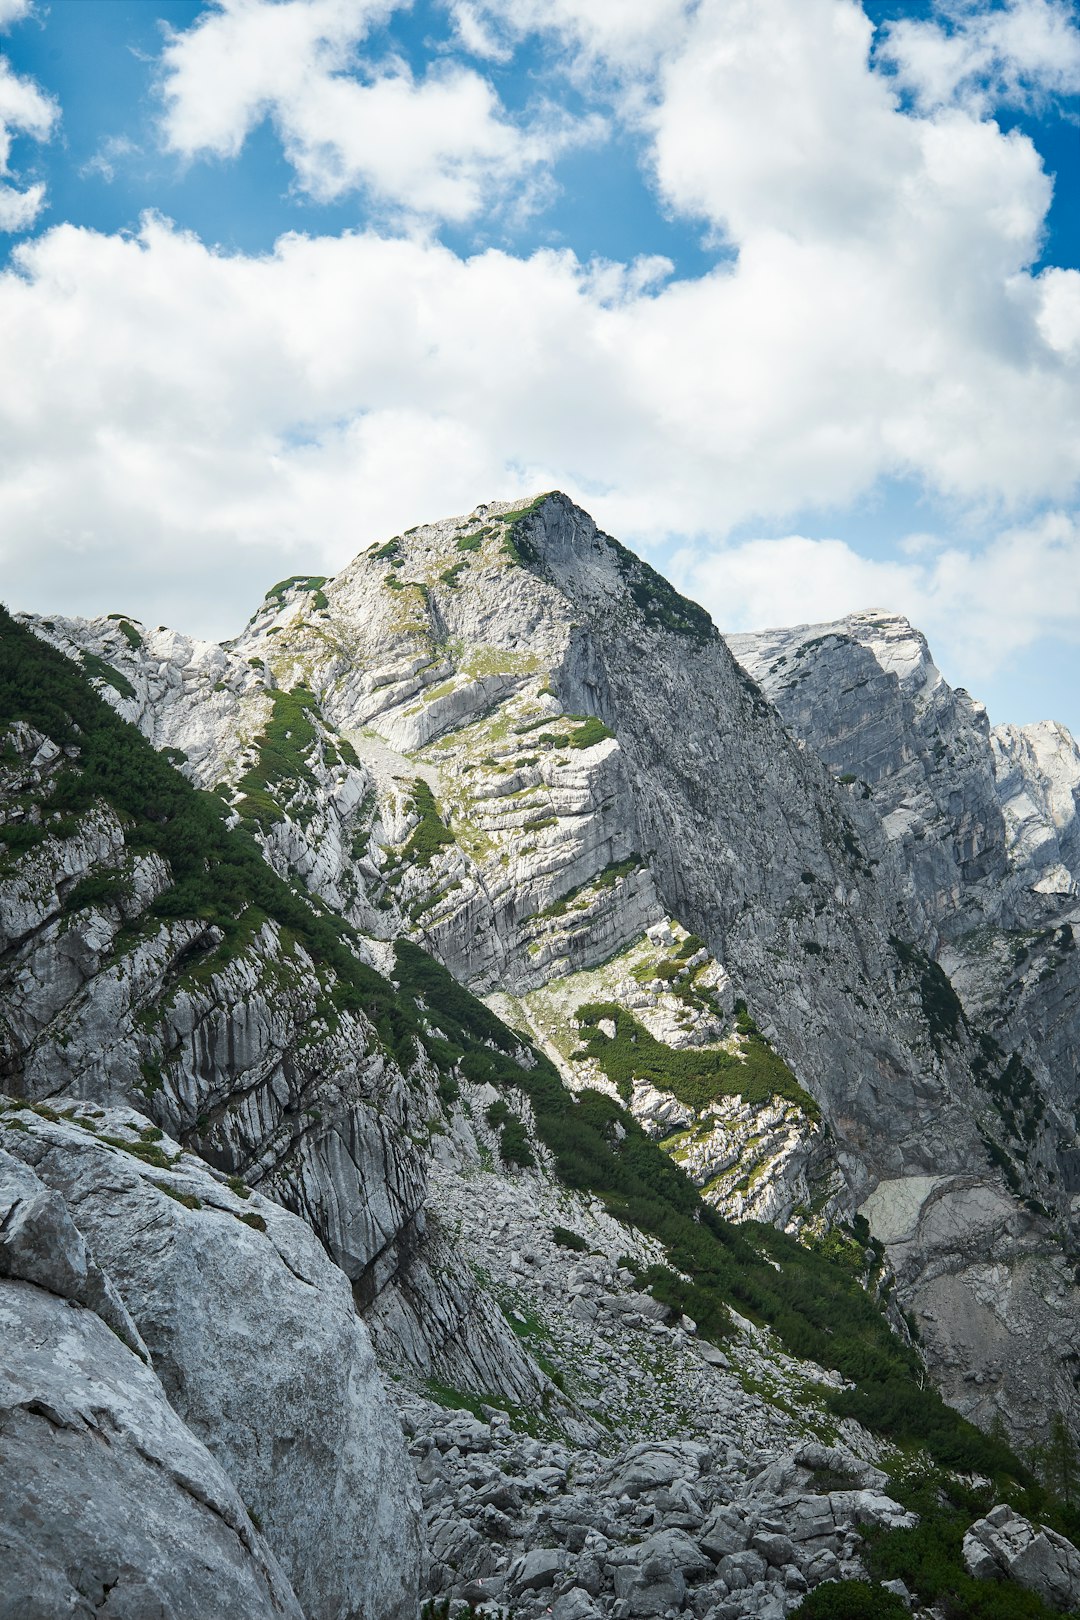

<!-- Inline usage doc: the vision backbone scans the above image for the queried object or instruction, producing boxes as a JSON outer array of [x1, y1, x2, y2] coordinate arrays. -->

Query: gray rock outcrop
[[8, 488, 1080, 1526], [1, 1103, 423, 1620], [964, 1504, 1080, 1611], [0, 1143, 304, 1620]]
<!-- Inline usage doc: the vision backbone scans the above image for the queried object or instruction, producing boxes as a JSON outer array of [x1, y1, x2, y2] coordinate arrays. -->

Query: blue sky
[[1, 0, 1078, 732]]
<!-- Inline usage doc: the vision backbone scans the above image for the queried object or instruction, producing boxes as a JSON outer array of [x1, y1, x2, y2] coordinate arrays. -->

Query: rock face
[[993, 721, 1080, 894], [861, 1172, 1080, 1443], [964, 1505, 1080, 1612], [2, 1102, 422, 1620], [727, 613, 1013, 939], [5, 492, 1080, 1615], [0, 1143, 304, 1620], [0, 713, 430, 1299], [728, 606, 1080, 1445]]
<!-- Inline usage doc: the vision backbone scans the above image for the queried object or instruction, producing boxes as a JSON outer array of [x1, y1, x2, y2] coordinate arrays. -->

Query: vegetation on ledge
[[234, 685, 321, 827], [573, 1000, 819, 1119], [391, 938, 1027, 1484]]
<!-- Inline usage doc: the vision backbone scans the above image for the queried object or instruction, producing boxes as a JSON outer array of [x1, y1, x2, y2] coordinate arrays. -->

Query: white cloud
[[0, 0, 31, 30], [0, 209, 1077, 646], [158, 0, 393, 160], [1, 0, 1078, 687], [157, 0, 603, 222], [0, 176, 40, 227], [444, 0, 692, 73], [0, 57, 54, 164], [673, 536, 921, 636], [878, 0, 1080, 114], [1037, 268, 1080, 355], [674, 510, 1080, 682], [80, 135, 138, 185], [0, 52, 57, 231], [445, 2, 513, 61]]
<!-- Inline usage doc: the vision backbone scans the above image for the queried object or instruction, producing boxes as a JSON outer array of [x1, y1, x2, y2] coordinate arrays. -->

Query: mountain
[[3, 492, 1080, 1620]]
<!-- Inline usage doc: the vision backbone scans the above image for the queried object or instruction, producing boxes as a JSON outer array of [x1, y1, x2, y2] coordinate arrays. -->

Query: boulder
[[509, 1547, 570, 1593], [551, 1588, 602, 1620], [699, 1504, 750, 1560], [613, 1556, 687, 1616], [963, 1505, 1080, 1612], [0, 1153, 303, 1620], [3, 1105, 423, 1620], [636, 1527, 714, 1581], [0, 1145, 145, 1359], [606, 1441, 707, 1500]]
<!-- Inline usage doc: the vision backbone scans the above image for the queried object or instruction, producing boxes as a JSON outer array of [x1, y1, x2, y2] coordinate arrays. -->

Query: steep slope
[[729, 611, 1080, 1442], [17, 496, 1080, 1461], [725, 612, 1080, 1199], [8, 578, 1080, 1618], [993, 720, 1080, 895], [0, 609, 556, 1420]]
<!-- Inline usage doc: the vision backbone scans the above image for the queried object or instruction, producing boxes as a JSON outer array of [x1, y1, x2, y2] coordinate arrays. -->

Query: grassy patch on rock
[[573, 1000, 819, 1118]]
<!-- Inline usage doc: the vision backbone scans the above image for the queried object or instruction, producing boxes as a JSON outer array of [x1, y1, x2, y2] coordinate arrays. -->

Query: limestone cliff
[[5, 496, 1080, 1620]]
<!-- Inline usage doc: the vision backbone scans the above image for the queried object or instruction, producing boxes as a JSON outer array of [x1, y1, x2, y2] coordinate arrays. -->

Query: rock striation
[[2, 1101, 422, 1620], [4, 494, 1080, 1618], [0, 1141, 305, 1620]]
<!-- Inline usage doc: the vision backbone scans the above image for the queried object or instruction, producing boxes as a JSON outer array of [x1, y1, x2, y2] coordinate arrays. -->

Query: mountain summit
[[3, 493, 1080, 1618]]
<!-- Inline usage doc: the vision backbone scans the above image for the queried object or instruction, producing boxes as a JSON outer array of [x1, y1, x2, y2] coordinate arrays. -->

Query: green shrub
[[264, 573, 327, 604], [552, 1225, 588, 1251], [400, 780, 455, 868], [234, 685, 321, 828], [567, 717, 615, 749], [80, 650, 135, 700], [63, 870, 130, 913], [792, 1580, 909, 1619], [574, 1001, 818, 1117], [866, 1496, 1071, 1619], [499, 1117, 535, 1167], [438, 1072, 460, 1108], [153, 1181, 202, 1210], [106, 617, 142, 651], [0, 822, 47, 854]]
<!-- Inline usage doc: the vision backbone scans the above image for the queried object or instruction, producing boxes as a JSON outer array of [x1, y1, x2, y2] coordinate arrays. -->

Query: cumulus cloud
[[1, 0, 1078, 696], [444, 0, 692, 74], [0, 0, 31, 29], [157, 0, 603, 222], [0, 53, 56, 230], [0, 176, 40, 228], [1, 207, 1077, 642], [878, 0, 1080, 114], [674, 510, 1080, 684]]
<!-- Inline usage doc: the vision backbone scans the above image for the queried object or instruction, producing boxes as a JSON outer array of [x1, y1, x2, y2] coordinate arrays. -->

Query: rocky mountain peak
[[5, 499, 1080, 1620]]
